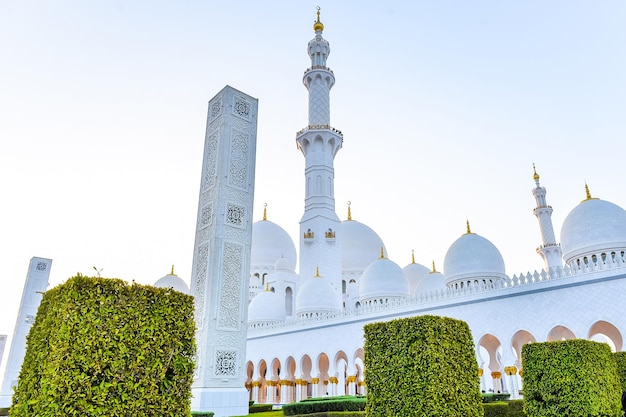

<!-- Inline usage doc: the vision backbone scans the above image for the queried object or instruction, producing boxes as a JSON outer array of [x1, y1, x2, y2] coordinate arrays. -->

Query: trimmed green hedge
[[614, 352, 626, 392], [10, 275, 196, 417], [522, 340, 621, 417], [483, 400, 524, 417], [191, 413, 215, 417], [364, 315, 483, 417], [250, 403, 275, 413], [282, 396, 366, 416], [291, 412, 365, 417]]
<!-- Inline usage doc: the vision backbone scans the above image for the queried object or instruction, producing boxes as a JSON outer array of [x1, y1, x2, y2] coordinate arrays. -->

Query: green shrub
[[614, 352, 626, 392], [10, 275, 196, 417], [482, 393, 511, 403], [0, 407, 8, 416], [522, 339, 621, 417], [282, 397, 366, 416], [507, 399, 524, 416], [483, 402, 509, 417], [364, 315, 483, 417], [250, 403, 275, 413], [191, 412, 215, 417], [293, 412, 365, 417]]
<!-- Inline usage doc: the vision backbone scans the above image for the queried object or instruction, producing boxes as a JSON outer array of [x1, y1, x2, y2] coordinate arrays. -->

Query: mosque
[[157, 9, 626, 405], [3, 8, 626, 411]]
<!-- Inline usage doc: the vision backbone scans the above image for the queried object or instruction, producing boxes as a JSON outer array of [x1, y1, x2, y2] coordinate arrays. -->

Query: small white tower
[[0, 257, 51, 407], [296, 8, 343, 290], [532, 165, 562, 270]]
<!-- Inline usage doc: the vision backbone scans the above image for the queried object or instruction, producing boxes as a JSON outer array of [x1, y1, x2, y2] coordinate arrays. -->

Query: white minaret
[[532, 165, 562, 270], [190, 86, 258, 416], [0, 257, 51, 407], [296, 8, 343, 290]]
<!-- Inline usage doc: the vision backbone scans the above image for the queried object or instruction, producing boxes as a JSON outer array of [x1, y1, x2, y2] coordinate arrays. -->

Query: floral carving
[[215, 350, 237, 376], [218, 243, 243, 329], [228, 131, 248, 189], [202, 132, 218, 191], [233, 96, 251, 120]]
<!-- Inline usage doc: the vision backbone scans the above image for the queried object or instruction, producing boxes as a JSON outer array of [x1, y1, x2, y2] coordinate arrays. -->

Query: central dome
[[339, 220, 386, 273], [443, 232, 506, 288], [251, 220, 297, 272], [561, 198, 626, 265]]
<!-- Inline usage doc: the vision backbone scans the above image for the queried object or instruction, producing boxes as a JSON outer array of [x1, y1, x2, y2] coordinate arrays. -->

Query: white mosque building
[[3, 9, 626, 410], [233, 11, 626, 404]]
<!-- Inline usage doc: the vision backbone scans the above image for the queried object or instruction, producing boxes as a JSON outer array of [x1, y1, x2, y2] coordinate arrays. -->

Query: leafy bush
[[522, 339, 621, 417], [191, 412, 215, 417], [10, 275, 196, 417], [250, 403, 275, 413], [614, 352, 626, 392], [292, 412, 365, 417], [364, 315, 483, 417], [483, 402, 509, 417], [282, 397, 365, 416], [483, 393, 511, 403]]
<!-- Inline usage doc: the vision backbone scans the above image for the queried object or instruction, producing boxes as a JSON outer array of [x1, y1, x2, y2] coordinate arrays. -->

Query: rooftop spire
[[263, 203, 267, 221], [430, 261, 438, 273], [465, 219, 472, 235], [347, 201, 352, 221], [265, 281, 269, 292], [583, 183, 595, 201], [411, 249, 415, 264], [170, 265, 175, 275], [533, 163, 540, 182], [380, 246, 385, 259], [313, 6, 324, 32], [315, 266, 321, 277]]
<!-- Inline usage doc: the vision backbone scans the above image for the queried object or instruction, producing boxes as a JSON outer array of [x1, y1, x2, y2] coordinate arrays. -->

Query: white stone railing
[[248, 254, 626, 333]]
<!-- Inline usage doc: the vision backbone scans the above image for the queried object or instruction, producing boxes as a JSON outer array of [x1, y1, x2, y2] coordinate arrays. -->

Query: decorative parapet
[[247, 257, 626, 332]]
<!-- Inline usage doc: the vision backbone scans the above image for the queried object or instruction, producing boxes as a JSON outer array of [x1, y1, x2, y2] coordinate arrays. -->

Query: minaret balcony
[[296, 125, 343, 138], [304, 229, 315, 243], [304, 66, 334, 75]]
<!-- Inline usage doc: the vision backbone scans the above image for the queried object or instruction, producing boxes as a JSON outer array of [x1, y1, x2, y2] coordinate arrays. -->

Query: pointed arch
[[547, 325, 576, 341], [589, 320, 622, 352]]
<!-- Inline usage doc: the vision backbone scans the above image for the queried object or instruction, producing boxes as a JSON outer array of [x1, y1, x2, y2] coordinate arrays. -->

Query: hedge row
[[290, 412, 364, 417], [10, 275, 196, 417], [282, 397, 366, 416], [483, 400, 524, 417], [364, 315, 483, 417], [615, 352, 626, 392], [522, 339, 621, 417], [250, 403, 275, 413]]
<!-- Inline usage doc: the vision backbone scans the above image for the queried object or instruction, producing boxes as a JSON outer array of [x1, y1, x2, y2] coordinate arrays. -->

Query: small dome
[[251, 220, 297, 272], [403, 262, 430, 296], [295, 271, 342, 317], [274, 256, 293, 272], [359, 255, 410, 302], [154, 271, 189, 294], [561, 198, 626, 264], [415, 270, 446, 296], [248, 289, 286, 324], [443, 232, 507, 288], [340, 220, 386, 273]]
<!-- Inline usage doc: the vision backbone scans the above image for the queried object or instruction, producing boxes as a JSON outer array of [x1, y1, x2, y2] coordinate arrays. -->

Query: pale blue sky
[[1, 1, 625, 372]]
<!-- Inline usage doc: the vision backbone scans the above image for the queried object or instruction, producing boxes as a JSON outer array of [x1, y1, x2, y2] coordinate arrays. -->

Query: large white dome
[[248, 288, 286, 325], [443, 232, 507, 288], [340, 220, 386, 273], [359, 255, 410, 303], [251, 220, 297, 271], [561, 197, 626, 265], [295, 271, 342, 317], [154, 271, 190, 294]]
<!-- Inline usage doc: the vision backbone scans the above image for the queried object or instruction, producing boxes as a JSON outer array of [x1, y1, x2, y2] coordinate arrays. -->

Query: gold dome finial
[[431, 260, 438, 273], [170, 265, 175, 275], [313, 6, 324, 32], [585, 183, 592, 200], [411, 249, 415, 264], [265, 281, 270, 292], [263, 203, 267, 221], [315, 266, 321, 277], [465, 219, 472, 234], [380, 246, 385, 259], [532, 163, 540, 181], [347, 201, 352, 221]]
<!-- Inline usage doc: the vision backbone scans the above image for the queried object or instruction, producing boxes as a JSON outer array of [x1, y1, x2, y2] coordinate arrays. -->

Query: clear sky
[[1, 1, 625, 374]]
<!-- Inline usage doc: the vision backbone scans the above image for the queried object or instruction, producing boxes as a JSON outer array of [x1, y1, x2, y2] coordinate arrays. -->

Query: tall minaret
[[296, 8, 343, 289], [532, 165, 562, 270]]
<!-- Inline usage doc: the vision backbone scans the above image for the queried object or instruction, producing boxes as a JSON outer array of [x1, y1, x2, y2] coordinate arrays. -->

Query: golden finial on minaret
[[430, 261, 438, 273], [170, 265, 175, 275], [263, 202, 267, 221], [347, 201, 352, 221], [533, 163, 540, 181], [315, 266, 321, 277], [380, 247, 385, 259], [313, 6, 324, 32], [411, 249, 415, 264], [466, 219, 472, 234]]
